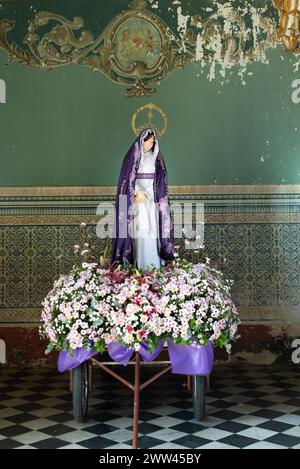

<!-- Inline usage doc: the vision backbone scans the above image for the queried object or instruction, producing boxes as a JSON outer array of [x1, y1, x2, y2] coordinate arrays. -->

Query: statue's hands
[[134, 189, 148, 204]]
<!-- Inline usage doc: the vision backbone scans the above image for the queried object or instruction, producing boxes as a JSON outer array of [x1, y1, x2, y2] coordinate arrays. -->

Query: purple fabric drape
[[57, 340, 165, 371], [57, 341, 214, 375], [57, 347, 98, 372], [167, 341, 214, 375], [111, 128, 175, 266], [106, 342, 134, 366], [107, 340, 165, 366]]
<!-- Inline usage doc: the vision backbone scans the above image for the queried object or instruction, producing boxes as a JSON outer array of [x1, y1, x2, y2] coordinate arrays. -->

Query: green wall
[[0, 0, 300, 186]]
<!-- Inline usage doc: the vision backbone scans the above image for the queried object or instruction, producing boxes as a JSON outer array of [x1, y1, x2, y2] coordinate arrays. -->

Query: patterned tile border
[[1, 185, 300, 196], [0, 186, 300, 224]]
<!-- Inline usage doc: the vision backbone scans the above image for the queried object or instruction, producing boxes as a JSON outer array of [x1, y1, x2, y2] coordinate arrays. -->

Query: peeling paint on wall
[[147, 1, 300, 86], [178, 1, 278, 84]]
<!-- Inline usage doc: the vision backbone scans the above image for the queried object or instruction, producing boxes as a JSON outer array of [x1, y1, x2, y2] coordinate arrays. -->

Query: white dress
[[133, 149, 164, 270]]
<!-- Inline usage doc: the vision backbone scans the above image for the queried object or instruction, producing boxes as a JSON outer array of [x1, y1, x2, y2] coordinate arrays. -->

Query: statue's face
[[143, 136, 155, 152]]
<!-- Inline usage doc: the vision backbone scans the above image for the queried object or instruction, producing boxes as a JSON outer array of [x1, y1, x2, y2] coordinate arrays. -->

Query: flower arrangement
[[39, 261, 112, 355], [39, 252, 168, 356], [39, 221, 240, 362], [40, 253, 240, 358], [155, 258, 240, 354]]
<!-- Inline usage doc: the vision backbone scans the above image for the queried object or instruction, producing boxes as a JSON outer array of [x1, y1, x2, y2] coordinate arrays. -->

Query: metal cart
[[71, 349, 208, 449]]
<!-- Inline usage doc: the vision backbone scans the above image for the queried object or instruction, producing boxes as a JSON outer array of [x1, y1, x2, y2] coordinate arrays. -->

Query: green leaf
[[45, 342, 55, 355]]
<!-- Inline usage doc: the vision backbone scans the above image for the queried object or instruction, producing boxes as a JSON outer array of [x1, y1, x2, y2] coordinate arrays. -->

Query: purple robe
[[111, 128, 175, 266]]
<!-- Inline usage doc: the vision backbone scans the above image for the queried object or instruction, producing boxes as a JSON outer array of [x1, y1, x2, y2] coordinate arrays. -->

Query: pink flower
[[137, 330, 148, 340]]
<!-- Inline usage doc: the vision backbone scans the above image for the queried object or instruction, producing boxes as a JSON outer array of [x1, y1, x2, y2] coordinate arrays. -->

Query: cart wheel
[[73, 362, 89, 422], [193, 375, 206, 421]]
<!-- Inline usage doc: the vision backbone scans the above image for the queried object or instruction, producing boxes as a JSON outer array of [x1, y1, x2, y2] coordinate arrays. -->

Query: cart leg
[[132, 352, 141, 449], [193, 375, 206, 421], [187, 375, 192, 391], [206, 374, 210, 390], [88, 363, 92, 390]]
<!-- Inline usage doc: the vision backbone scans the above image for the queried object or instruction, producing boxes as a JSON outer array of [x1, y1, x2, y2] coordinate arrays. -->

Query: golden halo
[[131, 102, 168, 138]]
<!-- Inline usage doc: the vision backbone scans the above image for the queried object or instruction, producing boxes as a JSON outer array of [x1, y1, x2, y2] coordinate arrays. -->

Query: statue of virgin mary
[[111, 128, 175, 269]]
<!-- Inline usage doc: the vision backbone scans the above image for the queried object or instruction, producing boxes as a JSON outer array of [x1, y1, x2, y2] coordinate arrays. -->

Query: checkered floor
[[0, 362, 300, 449]]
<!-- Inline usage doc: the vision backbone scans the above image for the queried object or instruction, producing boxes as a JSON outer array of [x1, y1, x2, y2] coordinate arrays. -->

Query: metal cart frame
[[70, 350, 209, 449]]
